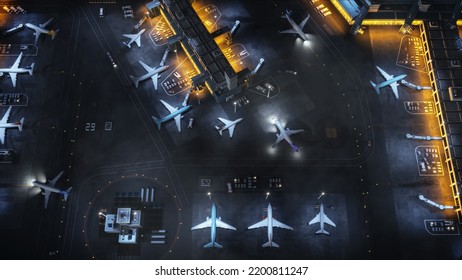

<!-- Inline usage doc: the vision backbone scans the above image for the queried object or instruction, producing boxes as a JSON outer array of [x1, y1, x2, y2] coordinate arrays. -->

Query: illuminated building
[[420, 21, 462, 221], [147, 0, 249, 102], [329, 0, 462, 34], [329, 0, 462, 220]]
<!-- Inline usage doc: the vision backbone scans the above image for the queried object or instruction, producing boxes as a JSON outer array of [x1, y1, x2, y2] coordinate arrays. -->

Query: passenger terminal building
[[332, 0, 462, 34], [147, 0, 247, 103]]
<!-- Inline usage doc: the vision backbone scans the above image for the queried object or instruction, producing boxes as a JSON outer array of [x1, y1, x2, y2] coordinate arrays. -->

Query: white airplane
[[280, 9, 310, 42], [215, 117, 243, 138], [271, 117, 304, 152], [0, 106, 24, 144], [130, 61, 169, 90], [0, 52, 34, 87], [370, 66, 407, 99], [248, 203, 293, 248], [308, 203, 336, 235], [152, 100, 192, 132], [191, 203, 236, 248], [123, 29, 146, 48], [32, 171, 72, 209], [25, 18, 59, 44]]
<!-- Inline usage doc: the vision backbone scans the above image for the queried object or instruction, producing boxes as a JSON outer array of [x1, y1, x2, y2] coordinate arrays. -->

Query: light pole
[[265, 192, 270, 200], [207, 192, 211, 200], [317, 192, 325, 200], [233, 101, 237, 113]]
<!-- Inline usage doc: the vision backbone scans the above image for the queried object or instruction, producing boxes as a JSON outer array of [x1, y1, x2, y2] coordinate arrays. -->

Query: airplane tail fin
[[62, 187, 72, 201], [28, 63, 35, 75], [290, 143, 299, 152], [281, 9, 291, 18], [123, 41, 131, 48], [130, 75, 139, 88], [51, 29, 59, 40], [316, 229, 330, 235], [18, 117, 24, 131], [370, 81, 380, 94], [215, 126, 222, 136], [48, 29, 59, 40], [152, 116, 162, 130], [263, 241, 279, 248], [204, 241, 222, 248]]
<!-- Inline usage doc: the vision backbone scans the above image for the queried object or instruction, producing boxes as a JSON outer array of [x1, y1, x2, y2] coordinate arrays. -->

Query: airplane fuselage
[[136, 65, 169, 82], [267, 203, 274, 246], [274, 119, 294, 146], [25, 23, 48, 34], [285, 13, 309, 41], [158, 105, 192, 124], [220, 118, 242, 132], [0, 67, 30, 74], [319, 204, 326, 231], [376, 74, 407, 89], [32, 181, 60, 194], [210, 204, 217, 244], [0, 122, 21, 129]]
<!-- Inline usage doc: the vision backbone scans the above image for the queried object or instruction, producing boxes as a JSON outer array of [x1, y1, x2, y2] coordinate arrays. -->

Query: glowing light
[[30, 185, 42, 196], [26, 177, 36, 187], [292, 149, 303, 159], [266, 146, 277, 155]]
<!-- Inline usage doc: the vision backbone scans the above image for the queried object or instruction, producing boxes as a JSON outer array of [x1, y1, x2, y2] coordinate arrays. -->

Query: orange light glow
[[419, 24, 461, 220]]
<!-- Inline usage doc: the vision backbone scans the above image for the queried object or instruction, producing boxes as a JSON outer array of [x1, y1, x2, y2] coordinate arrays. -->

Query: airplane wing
[[299, 15, 310, 30], [323, 214, 336, 227], [215, 219, 236, 230], [135, 36, 141, 48], [39, 18, 53, 29], [273, 133, 285, 146], [228, 125, 236, 138], [191, 218, 212, 230], [122, 34, 135, 40], [279, 28, 297, 34], [150, 73, 159, 90], [0, 106, 11, 124], [0, 106, 9, 143], [218, 118, 236, 137], [286, 128, 304, 136], [376, 66, 393, 80], [139, 60, 155, 73], [272, 218, 294, 230], [11, 53, 23, 70], [390, 82, 399, 99], [248, 217, 268, 229], [174, 115, 182, 132], [43, 189, 51, 209], [218, 117, 233, 126], [33, 31, 41, 44], [9, 73, 17, 87], [0, 128, 5, 144], [49, 171, 64, 187], [160, 100, 178, 114], [308, 213, 321, 225]]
